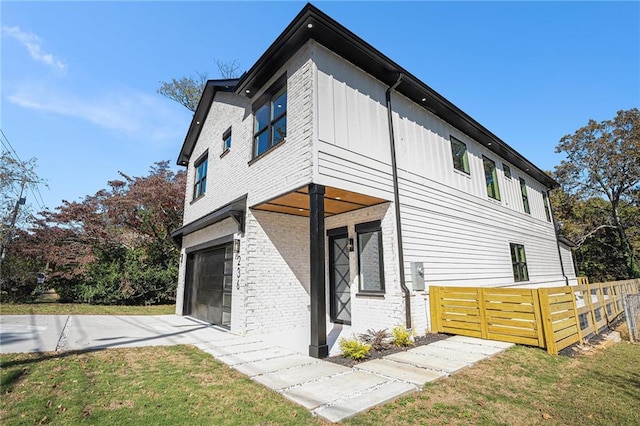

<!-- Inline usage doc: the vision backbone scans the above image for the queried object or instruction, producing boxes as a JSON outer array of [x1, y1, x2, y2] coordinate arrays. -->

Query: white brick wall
[[182, 41, 316, 226], [243, 209, 311, 336]]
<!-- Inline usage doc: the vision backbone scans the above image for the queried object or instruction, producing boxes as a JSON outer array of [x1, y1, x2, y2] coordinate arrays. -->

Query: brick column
[[308, 183, 328, 358]]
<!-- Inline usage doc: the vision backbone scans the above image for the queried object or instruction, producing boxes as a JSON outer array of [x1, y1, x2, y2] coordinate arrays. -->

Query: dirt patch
[[325, 333, 450, 368], [106, 400, 134, 410]]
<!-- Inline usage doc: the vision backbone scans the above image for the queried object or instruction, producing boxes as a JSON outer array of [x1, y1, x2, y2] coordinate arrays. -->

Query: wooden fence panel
[[538, 287, 582, 355], [430, 286, 483, 338], [483, 288, 544, 347]]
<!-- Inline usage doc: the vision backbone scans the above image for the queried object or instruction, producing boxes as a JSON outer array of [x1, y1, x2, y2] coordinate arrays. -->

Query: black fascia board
[[176, 78, 239, 166], [234, 4, 557, 189], [171, 195, 247, 247]]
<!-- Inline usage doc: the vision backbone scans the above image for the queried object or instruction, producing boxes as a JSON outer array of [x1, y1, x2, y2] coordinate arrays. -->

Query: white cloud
[[8, 84, 190, 145], [2, 26, 67, 73]]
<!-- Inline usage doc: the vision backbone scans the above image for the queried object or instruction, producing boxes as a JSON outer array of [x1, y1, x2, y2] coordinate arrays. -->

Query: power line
[[0, 128, 23, 165]]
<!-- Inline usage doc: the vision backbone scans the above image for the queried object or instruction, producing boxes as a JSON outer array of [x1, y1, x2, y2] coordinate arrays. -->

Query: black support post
[[308, 183, 328, 358]]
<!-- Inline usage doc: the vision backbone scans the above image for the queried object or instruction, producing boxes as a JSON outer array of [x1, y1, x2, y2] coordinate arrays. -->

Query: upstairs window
[[222, 127, 232, 152], [482, 156, 501, 200], [542, 192, 552, 222], [510, 243, 529, 282], [193, 153, 208, 200], [253, 81, 287, 158], [519, 178, 530, 214], [450, 136, 470, 174], [503, 164, 512, 179], [356, 221, 385, 293]]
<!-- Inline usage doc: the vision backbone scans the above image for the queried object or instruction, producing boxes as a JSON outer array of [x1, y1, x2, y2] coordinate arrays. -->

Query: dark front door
[[185, 243, 233, 327], [329, 231, 351, 324]]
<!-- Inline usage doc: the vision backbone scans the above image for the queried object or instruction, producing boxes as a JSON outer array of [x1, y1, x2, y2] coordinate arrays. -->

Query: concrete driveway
[[0, 314, 234, 354]]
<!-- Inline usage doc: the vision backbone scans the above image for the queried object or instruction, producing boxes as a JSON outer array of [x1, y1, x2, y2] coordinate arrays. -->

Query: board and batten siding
[[313, 43, 565, 289]]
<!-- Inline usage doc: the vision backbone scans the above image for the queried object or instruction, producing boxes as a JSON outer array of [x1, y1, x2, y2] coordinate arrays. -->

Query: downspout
[[548, 188, 569, 286], [386, 73, 411, 329]]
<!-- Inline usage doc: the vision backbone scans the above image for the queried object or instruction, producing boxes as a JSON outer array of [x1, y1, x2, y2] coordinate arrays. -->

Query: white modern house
[[172, 4, 576, 358]]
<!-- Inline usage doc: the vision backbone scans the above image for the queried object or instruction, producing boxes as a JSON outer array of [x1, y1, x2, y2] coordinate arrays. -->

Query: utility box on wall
[[410, 262, 425, 291]]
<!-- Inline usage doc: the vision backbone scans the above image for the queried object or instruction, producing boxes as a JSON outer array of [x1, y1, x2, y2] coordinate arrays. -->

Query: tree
[[29, 161, 186, 305], [157, 59, 241, 112], [554, 108, 640, 278]]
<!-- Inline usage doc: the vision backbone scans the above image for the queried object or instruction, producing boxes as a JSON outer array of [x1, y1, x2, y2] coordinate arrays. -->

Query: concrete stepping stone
[[429, 340, 504, 356], [234, 354, 317, 376], [282, 370, 388, 409], [216, 346, 296, 366], [409, 345, 488, 363], [355, 358, 446, 386], [202, 341, 274, 357], [254, 362, 350, 390], [314, 380, 416, 423], [448, 335, 514, 349], [197, 336, 265, 349], [385, 351, 469, 374]]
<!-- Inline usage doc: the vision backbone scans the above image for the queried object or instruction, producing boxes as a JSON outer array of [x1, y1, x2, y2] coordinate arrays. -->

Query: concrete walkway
[[195, 335, 513, 423]]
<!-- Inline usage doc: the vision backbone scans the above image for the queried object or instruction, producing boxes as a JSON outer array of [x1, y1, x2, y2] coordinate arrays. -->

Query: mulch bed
[[325, 333, 450, 368]]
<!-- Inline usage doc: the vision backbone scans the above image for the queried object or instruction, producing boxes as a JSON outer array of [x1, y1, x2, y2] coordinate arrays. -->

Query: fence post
[[429, 286, 440, 333], [478, 287, 488, 339], [538, 288, 557, 355], [532, 288, 545, 347], [571, 287, 584, 344], [586, 281, 598, 335]]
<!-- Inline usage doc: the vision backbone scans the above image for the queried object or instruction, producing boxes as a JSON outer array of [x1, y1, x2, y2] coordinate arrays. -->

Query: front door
[[185, 243, 233, 327], [329, 230, 351, 324]]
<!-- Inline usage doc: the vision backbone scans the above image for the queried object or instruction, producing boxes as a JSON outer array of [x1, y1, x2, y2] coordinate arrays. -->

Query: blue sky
[[1, 1, 638, 213]]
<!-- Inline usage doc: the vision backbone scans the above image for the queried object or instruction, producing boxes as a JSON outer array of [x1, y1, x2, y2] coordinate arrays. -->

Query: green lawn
[[0, 302, 175, 316], [1, 345, 321, 426], [2, 335, 638, 425]]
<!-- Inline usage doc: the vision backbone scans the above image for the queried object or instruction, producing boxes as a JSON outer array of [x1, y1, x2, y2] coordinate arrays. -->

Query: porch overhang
[[251, 185, 388, 217]]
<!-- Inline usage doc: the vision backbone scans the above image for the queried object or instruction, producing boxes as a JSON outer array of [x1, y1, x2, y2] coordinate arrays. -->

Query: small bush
[[392, 325, 414, 347], [339, 337, 371, 360], [359, 328, 392, 351]]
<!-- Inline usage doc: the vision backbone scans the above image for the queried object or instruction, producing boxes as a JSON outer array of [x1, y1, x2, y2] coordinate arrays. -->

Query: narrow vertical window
[[510, 243, 529, 282], [222, 127, 232, 152], [482, 156, 501, 200], [193, 153, 208, 200], [253, 80, 287, 158], [519, 178, 530, 214], [542, 192, 552, 222], [356, 221, 385, 293], [450, 136, 470, 174], [503, 164, 512, 179]]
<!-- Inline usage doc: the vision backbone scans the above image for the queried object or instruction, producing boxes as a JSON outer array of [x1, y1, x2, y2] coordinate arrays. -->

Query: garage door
[[185, 243, 233, 327]]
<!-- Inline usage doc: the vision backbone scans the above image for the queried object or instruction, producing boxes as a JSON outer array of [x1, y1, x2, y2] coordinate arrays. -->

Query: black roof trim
[[176, 79, 239, 166], [558, 235, 577, 248], [234, 4, 557, 189], [171, 195, 247, 247]]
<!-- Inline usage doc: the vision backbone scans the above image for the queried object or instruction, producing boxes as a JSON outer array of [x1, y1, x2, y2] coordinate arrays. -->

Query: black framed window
[[482, 156, 501, 200], [222, 127, 232, 152], [542, 192, 552, 222], [519, 177, 530, 214], [450, 136, 470, 174], [510, 243, 529, 282], [192, 153, 208, 200], [253, 80, 287, 158], [503, 164, 512, 179], [356, 221, 385, 293]]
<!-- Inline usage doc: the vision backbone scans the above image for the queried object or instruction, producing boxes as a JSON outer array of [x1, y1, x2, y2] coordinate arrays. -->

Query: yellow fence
[[429, 278, 640, 355]]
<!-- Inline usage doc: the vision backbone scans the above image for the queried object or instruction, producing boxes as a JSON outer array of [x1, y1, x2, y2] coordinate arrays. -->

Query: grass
[[1, 345, 321, 426], [0, 301, 175, 316], [345, 337, 640, 425], [2, 331, 638, 425]]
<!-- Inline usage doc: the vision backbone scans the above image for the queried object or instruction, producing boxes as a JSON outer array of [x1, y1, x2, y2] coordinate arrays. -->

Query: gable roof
[[177, 78, 239, 166], [179, 4, 557, 189]]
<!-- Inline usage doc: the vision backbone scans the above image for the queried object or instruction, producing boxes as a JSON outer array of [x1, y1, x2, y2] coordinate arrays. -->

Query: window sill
[[247, 139, 286, 166], [190, 194, 205, 205], [220, 148, 230, 159], [355, 292, 385, 299], [453, 169, 471, 178]]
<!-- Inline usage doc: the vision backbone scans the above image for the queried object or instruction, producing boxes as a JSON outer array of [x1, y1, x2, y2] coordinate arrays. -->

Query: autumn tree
[[157, 59, 241, 112], [30, 161, 186, 305], [554, 108, 640, 278]]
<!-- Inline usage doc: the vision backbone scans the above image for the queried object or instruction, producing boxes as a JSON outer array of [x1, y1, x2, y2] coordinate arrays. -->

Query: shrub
[[339, 337, 371, 360], [359, 328, 392, 351], [391, 325, 414, 347]]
